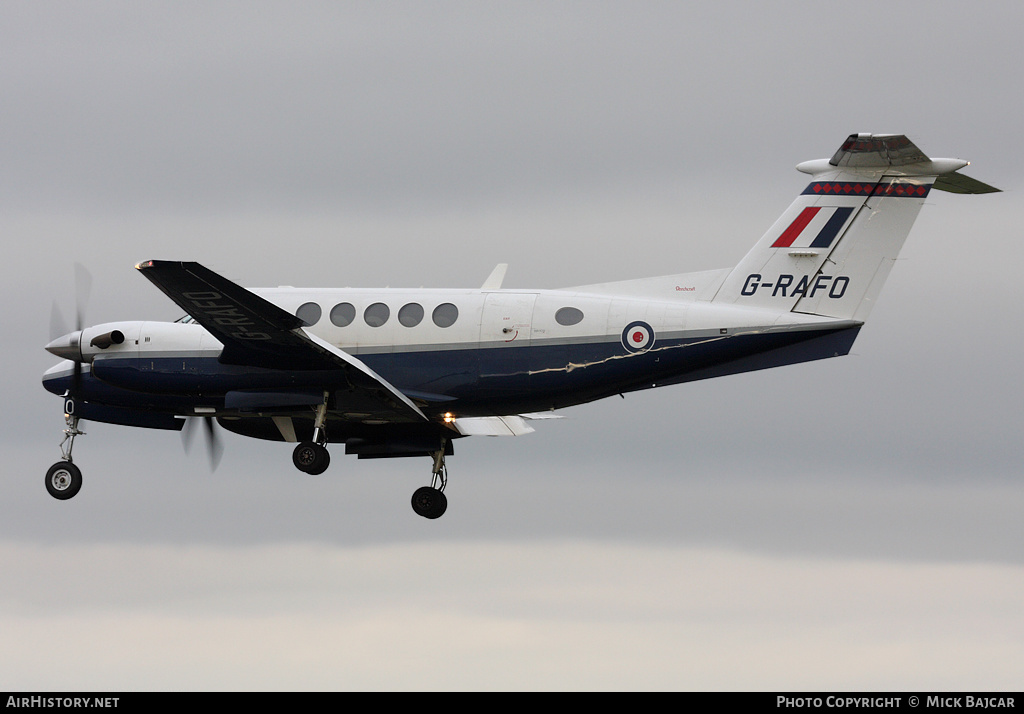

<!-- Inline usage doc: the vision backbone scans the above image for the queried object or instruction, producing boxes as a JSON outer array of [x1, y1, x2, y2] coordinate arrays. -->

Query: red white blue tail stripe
[[771, 206, 856, 249]]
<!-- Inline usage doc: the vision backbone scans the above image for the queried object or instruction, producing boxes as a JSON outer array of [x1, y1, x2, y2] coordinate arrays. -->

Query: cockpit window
[[175, 315, 196, 324]]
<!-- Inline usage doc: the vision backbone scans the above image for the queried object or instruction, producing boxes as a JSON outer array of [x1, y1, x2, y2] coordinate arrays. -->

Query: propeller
[[181, 416, 224, 472], [48, 263, 93, 395], [49, 263, 92, 341]]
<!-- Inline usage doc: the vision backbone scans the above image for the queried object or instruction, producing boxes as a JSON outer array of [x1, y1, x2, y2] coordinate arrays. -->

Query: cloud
[[1, 540, 1020, 690]]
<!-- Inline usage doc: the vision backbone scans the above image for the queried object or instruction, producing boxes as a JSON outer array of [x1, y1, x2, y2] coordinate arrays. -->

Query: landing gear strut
[[411, 444, 448, 519], [46, 410, 84, 500], [293, 394, 331, 475]]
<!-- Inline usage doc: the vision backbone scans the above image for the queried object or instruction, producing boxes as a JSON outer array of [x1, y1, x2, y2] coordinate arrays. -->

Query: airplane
[[42, 134, 999, 518]]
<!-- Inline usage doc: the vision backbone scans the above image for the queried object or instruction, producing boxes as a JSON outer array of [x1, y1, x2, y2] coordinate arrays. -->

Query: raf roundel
[[621, 321, 655, 353]]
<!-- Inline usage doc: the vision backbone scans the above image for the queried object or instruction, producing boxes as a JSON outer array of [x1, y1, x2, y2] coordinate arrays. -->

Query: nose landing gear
[[46, 409, 85, 500]]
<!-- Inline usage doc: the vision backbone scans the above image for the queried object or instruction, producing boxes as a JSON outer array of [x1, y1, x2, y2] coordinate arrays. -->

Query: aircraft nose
[[45, 330, 83, 361]]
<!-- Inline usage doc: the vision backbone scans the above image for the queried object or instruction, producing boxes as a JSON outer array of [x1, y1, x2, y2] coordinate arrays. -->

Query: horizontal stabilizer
[[454, 415, 536, 436], [933, 172, 1001, 194], [454, 411, 564, 436]]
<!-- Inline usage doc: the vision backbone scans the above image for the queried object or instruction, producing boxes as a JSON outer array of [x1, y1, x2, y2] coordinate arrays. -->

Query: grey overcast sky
[[2, 1, 1022, 690]]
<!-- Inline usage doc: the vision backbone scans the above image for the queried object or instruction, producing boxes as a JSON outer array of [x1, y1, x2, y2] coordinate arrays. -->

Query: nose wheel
[[46, 461, 83, 500]]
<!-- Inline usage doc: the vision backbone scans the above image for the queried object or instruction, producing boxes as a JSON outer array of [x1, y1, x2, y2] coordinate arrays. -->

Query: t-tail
[[712, 134, 999, 322]]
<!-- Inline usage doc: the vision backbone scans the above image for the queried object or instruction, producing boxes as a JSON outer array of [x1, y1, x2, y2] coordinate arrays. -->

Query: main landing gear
[[292, 441, 330, 475], [46, 410, 84, 500], [292, 396, 331, 475], [289, 404, 451, 519], [411, 445, 448, 520]]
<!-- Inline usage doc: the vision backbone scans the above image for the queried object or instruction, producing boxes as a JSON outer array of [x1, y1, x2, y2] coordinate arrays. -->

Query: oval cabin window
[[555, 307, 584, 326], [330, 303, 356, 327], [432, 303, 459, 328], [398, 303, 424, 327], [296, 302, 322, 326], [364, 303, 390, 327]]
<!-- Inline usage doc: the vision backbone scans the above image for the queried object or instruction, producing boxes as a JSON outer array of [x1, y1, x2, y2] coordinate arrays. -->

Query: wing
[[135, 260, 427, 423]]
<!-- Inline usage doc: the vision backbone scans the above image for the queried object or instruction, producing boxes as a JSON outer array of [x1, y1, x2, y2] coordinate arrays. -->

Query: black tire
[[411, 486, 448, 519], [292, 442, 329, 474], [306, 447, 330, 475], [45, 461, 82, 500]]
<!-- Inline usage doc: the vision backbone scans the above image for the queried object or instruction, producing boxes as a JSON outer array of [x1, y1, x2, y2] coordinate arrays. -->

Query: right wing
[[136, 260, 427, 423]]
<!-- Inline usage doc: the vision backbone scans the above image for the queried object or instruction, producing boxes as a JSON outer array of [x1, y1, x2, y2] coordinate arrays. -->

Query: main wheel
[[411, 486, 447, 519], [306, 447, 330, 475], [45, 461, 82, 500], [292, 442, 330, 475]]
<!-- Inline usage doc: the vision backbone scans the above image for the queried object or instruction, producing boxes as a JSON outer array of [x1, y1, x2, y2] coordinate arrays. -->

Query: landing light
[[443, 412, 455, 423]]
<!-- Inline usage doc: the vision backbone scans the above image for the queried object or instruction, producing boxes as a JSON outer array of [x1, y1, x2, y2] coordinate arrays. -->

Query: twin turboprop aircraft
[[42, 134, 998, 518]]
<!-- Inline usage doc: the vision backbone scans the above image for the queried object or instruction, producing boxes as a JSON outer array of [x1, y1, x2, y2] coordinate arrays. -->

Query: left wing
[[136, 260, 427, 423]]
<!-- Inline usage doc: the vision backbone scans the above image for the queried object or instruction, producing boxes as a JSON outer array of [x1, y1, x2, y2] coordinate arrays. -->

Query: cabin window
[[555, 307, 584, 326], [398, 302, 424, 327], [296, 302, 322, 326], [432, 303, 459, 328], [364, 302, 391, 327], [330, 302, 356, 327]]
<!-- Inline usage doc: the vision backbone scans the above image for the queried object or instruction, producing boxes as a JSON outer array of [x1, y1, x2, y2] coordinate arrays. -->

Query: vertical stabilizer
[[711, 134, 997, 322]]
